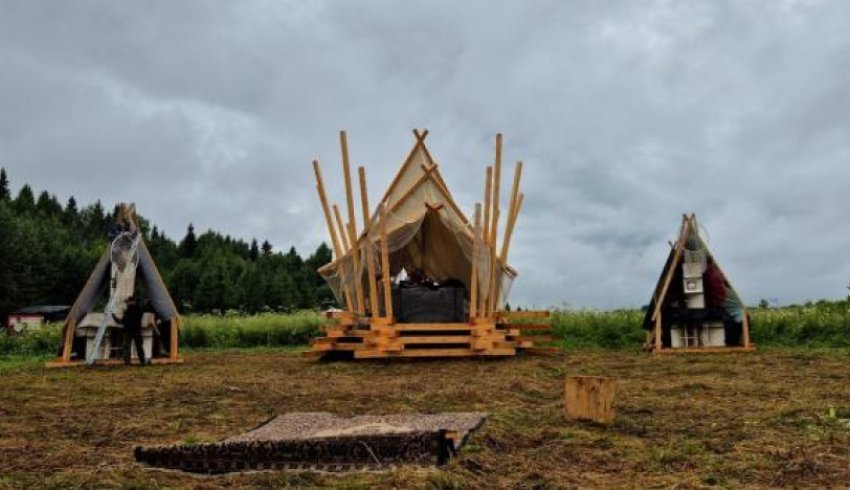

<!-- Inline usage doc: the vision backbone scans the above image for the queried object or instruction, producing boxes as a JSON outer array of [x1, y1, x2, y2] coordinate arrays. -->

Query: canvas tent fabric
[[65, 237, 179, 328], [318, 140, 516, 311]]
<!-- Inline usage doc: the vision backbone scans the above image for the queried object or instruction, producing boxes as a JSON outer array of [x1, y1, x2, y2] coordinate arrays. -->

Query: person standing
[[113, 295, 147, 365]]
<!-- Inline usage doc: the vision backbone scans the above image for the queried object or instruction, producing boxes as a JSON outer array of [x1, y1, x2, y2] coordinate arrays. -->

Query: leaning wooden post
[[501, 193, 524, 264], [312, 160, 354, 311], [170, 317, 180, 360], [487, 134, 503, 314], [333, 205, 351, 251], [469, 203, 482, 320], [340, 131, 365, 315], [500, 162, 523, 261], [379, 204, 393, 322], [359, 167, 380, 319], [742, 308, 751, 349], [480, 166, 492, 316]]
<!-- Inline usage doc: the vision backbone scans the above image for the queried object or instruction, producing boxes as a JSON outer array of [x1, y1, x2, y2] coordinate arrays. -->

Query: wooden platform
[[45, 357, 184, 368], [651, 345, 756, 355], [307, 311, 553, 360]]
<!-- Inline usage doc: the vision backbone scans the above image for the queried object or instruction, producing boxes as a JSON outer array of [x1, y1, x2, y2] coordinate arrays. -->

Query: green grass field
[[3, 299, 850, 360]]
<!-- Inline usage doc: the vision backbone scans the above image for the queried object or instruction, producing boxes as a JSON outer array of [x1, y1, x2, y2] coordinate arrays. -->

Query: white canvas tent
[[308, 130, 552, 359]]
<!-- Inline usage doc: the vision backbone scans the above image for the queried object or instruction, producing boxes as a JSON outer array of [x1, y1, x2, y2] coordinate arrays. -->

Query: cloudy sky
[[2, 0, 849, 309]]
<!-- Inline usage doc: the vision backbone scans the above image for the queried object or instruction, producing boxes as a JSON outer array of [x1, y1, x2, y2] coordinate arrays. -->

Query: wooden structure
[[308, 130, 551, 359], [564, 376, 617, 424], [47, 203, 183, 368], [643, 213, 754, 354]]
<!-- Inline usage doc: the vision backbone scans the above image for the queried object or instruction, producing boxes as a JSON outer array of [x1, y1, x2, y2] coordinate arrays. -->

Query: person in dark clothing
[[113, 295, 147, 365]]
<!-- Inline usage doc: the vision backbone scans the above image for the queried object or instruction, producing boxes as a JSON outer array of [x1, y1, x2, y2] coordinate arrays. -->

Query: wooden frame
[[48, 203, 183, 368], [307, 130, 551, 359], [647, 213, 754, 354]]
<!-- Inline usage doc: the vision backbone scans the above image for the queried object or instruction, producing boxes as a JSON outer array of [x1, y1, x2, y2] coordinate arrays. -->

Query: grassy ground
[[2, 348, 850, 488]]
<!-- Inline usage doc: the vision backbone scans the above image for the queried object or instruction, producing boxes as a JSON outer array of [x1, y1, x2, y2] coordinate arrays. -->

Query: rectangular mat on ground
[[135, 412, 488, 473]]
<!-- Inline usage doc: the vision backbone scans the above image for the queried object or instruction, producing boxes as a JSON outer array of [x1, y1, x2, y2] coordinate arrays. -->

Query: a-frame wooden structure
[[644, 213, 754, 354], [46, 203, 183, 367], [307, 130, 552, 359]]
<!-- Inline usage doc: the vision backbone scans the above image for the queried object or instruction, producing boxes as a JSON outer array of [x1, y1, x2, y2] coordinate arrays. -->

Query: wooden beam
[[654, 311, 662, 351], [359, 167, 380, 319], [488, 134, 503, 314], [481, 166, 492, 316], [339, 131, 365, 315], [500, 193, 524, 265], [170, 316, 180, 360], [312, 160, 354, 311], [469, 203, 482, 320], [379, 204, 393, 322], [333, 204, 351, 251], [651, 215, 690, 323]]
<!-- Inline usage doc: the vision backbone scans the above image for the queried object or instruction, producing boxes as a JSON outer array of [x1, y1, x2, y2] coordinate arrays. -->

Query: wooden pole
[[487, 134, 503, 314], [339, 131, 365, 315], [500, 161, 523, 261], [500, 193, 524, 264], [380, 204, 393, 322], [742, 308, 751, 349], [312, 160, 354, 311], [469, 203, 482, 320], [170, 317, 180, 360], [480, 166, 492, 316], [333, 205, 351, 251], [359, 167, 380, 319]]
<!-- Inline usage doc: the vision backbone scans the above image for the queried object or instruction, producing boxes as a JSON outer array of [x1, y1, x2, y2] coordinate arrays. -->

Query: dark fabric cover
[[137, 240, 179, 320], [391, 283, 466, 323], [70, 251, 111, 325], [67, 239, 178, 325]]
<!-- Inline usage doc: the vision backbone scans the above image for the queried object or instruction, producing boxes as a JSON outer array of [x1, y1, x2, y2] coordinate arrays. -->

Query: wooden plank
[[481, 166, 492, 316], [45, 357, 185, 369], [496, 311, 550, 319], [170, 317, 180, 361], [340, 132, 365, 316], [359, 166, 381, 320], [379, 204, 393, 322], [515, 335, 555, 343], [347, 221, 365, 315], [392, 336, 474, 344], [503, 322, 551, 330], [564, 376, 618, 424], [488, 134, 503, 314], [500, 161, 523, 262], [387, 323, 477, 331], [469, 203, 481, 319], [651, 215, 690, 323], [654, 345, 757, 355], [313, 160, 354, 311]]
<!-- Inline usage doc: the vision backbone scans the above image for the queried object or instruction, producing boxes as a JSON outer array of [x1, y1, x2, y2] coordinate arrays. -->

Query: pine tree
[[249, 239, 259, 262], [261, 240, 273, 256], [14, 184, 35, 214], [64, 196, 79, 224], [0, 168, 9, 201], [180, 224, 197, 258]]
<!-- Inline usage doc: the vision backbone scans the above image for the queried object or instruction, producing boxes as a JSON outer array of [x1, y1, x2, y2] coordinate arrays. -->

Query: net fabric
[[318, 151, 516, 312]]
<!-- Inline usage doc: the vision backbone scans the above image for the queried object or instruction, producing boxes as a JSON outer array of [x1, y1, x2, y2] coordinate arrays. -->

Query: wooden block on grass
[[564, 376, 617, 424]]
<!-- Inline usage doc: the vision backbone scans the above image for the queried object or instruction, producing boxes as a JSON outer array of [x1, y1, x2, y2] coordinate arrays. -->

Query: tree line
[[0, 168, 335, 320]]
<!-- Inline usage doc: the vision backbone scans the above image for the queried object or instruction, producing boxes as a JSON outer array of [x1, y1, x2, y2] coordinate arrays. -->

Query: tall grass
[[4, 301, 850, 359], [180, 311, 323, 349]]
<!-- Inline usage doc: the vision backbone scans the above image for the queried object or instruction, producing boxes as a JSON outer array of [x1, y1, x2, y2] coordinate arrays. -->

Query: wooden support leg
[[170, 317, 180, 360]]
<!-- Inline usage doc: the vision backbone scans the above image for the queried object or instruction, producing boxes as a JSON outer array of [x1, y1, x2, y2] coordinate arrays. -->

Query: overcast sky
[[2, 0, 849, 309]]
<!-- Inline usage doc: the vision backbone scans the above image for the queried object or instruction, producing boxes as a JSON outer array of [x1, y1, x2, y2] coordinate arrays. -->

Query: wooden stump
[[564, 376, 617, 424]]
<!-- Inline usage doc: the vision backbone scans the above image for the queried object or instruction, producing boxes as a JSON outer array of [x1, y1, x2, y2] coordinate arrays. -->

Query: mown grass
[[3, 300, 850, 360]]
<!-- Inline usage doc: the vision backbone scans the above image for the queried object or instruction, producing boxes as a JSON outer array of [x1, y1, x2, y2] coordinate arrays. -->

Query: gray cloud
[[2, 0, 849, 308]]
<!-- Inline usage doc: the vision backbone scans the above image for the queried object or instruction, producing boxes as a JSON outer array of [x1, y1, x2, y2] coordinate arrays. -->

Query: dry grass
[[2, 349, 850, 488]]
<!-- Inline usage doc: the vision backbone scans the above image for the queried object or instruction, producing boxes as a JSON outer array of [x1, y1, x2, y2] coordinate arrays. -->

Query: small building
[[643, 214, 754, 354], [6, 305, 70, 333]]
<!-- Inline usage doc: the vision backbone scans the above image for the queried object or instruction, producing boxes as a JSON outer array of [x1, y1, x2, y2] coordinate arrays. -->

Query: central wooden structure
[[308, 130, 551, 359]]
